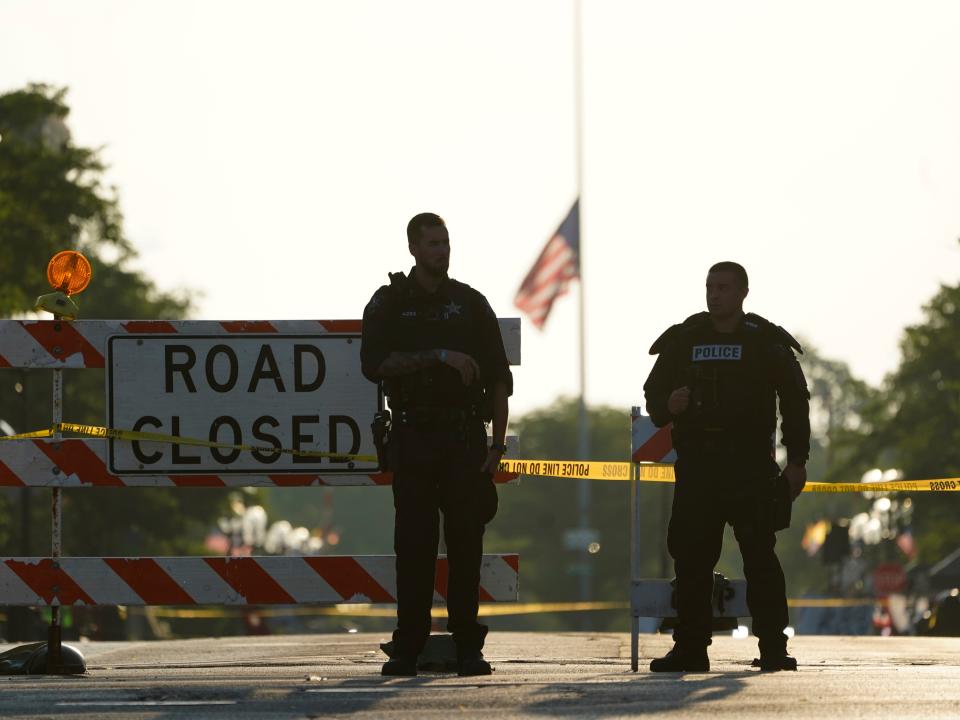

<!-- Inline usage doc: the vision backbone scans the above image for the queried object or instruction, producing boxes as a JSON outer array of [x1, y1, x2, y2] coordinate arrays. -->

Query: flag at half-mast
[[514, 199, 580, 329]]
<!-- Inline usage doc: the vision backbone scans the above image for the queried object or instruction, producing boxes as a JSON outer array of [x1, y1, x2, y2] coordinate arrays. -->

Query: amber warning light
[[35, 250, 92, 319], [47, 250, 92, 295]]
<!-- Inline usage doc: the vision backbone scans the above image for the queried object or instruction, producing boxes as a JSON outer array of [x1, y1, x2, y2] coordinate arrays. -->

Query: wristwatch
[[490, 442, 507, 454]]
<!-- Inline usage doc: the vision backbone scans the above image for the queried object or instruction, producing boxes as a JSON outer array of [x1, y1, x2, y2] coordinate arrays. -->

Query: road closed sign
[[107, 333, 380, 475]]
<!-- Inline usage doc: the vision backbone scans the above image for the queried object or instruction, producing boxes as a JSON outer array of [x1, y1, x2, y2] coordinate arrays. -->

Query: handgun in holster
[[757, 472, 792, 532], [371, 409, 392, 471]]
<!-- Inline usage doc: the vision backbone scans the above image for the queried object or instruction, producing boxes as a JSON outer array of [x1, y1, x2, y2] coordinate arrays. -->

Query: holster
[[758, 472, 792, 532], [371, 409, 392, 471]]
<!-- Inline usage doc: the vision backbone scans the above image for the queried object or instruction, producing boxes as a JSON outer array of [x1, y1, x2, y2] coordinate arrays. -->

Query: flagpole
[[573, 0, 592, 612]]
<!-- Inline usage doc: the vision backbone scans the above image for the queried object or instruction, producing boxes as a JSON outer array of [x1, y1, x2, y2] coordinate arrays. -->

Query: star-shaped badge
[[442, 301, 463, 319]]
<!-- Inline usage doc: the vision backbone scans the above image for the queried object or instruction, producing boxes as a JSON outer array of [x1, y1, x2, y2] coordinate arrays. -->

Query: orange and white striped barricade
[[629, 408, 749, 671], [0, 318, 521, 670], [0, 555, 520, 607]]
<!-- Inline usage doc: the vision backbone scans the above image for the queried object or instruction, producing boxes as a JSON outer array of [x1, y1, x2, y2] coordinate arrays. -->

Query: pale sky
[[3, 0, 959, 416]]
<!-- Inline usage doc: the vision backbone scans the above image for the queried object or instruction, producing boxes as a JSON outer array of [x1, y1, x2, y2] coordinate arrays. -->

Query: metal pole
[[47, 319, 63, 673], [629, 407, 643, 672], [572, 0, 592, 618]]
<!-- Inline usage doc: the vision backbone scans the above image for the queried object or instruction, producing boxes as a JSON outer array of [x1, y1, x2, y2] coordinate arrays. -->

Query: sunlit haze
[[3, 0, 959, 415]]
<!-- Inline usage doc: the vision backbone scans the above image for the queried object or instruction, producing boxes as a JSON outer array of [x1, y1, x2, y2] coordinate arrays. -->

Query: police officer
[[361, 212, 512, 677], [643, 261, 810, 672]]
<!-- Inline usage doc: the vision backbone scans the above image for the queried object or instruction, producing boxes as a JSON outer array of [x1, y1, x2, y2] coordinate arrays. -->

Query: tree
[[796, 258, 960, 569], [0, 84, 126, 316], [0, 84, 228, 564], [859, 276, 960, 562]]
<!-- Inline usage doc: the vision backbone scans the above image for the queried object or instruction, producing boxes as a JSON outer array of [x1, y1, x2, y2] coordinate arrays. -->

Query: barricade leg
[[630, 462, 641, 672], [47, 363, 64, 673]]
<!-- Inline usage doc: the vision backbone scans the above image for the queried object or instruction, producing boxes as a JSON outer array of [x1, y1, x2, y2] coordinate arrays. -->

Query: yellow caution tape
[[5, 427, 956, 493], [0, 422, 378, 463], [498, 458, 960, 493], [804, 479, 960, 493], [146, 601, 631, 620], [786, 598, 883, 608], [497, 459, 643, 482], [145, 598, 884, 620]]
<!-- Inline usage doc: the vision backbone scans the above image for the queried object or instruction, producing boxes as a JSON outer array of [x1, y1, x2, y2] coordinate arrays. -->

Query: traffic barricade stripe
[[305, 556, 395, 603], [0, 435, 518, 487], [4, 559, 97, 606], [0, 319, 519, 368], [22, 319, 104, 367], [34, 438, 125, 487], [0, 555, 519, 606], [0, 561, 39, 604], [631, 411, 676, 463], [0, 458, 25, 487], [434, 559, 449, 599], [71, 559, 150, 606], [204, 558, 298, 605], [153, 557, 237, 604], [121, 321, 178, 334], [104, 558, 195, 605], [274, 558, 340, 604], [219, 321, 279, 333]]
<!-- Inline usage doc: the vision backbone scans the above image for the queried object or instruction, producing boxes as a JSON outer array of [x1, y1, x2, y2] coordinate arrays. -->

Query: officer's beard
[[419, 258, 449, 279]]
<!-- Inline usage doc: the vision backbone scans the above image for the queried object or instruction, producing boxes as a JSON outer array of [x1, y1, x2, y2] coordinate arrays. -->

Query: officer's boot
[[381, 655, 418, 676], [752, 637, 797, 672], [649, 644, 710, 672], [456, 649, 492, 676]]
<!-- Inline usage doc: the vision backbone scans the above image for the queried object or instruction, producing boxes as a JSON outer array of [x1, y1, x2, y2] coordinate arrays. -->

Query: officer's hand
[[783, 463, 807, 500], [667, 386, 691, 416], [442, 350, 480, 385], [480, 447, 503, 474]]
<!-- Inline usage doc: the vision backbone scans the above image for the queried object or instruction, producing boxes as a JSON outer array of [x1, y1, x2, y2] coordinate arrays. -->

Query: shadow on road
[[521, 670, 752, 716]]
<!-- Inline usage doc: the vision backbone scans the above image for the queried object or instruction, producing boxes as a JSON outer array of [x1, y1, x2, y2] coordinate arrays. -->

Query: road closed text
[[107, 334, 380, 475]]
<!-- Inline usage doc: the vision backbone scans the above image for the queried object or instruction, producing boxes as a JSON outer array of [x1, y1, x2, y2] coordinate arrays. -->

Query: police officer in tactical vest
[[361, 212, 512, 677], [643, 261, 810, 672]]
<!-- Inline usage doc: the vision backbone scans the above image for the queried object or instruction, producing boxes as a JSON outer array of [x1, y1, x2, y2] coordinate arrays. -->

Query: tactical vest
[[380, 271, 487, 413], [655, 313, 800, 441]]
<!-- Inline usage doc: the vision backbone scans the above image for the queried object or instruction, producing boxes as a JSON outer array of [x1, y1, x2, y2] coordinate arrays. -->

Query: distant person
[[361, 212, 512, 677], [643, 261, 811, 672]]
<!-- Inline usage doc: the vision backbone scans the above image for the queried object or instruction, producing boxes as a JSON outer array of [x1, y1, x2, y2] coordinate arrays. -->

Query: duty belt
[[673, 427, 772, 455], [395, 406, 479, 429]]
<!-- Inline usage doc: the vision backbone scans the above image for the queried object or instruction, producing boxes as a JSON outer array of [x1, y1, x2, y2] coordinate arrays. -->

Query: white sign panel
[[107, 334, 380, 475]]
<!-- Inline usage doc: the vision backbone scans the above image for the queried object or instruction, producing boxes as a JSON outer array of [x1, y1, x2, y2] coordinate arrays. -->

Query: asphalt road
[[1, 632, 958, 719]]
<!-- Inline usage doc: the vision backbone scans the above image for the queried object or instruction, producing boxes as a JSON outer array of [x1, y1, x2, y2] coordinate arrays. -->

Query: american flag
[[514, 199, 580, 329]]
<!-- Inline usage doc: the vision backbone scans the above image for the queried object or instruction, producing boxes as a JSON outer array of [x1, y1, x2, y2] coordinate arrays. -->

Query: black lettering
[[164, 345, 197, 392], [252, 415, 281, 464], [294, 345, 326, 392], [171, 415, 201, 465], [205, 344, 239, 392], [209, 416, 242, 464], [328, 415, 360, 463], [131, 416, 162, 464], [247, 345, 286, 393], [292, 415, 320, 464]]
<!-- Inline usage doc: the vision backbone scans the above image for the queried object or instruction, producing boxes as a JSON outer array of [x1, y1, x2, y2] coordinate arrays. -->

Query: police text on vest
[[691, 344, 742, 361]]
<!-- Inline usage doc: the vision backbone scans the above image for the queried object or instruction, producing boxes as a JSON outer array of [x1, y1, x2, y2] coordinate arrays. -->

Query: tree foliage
[[0, 84, 226, 560], [0, 85, 127, 315], [855, 279, 960, 562]]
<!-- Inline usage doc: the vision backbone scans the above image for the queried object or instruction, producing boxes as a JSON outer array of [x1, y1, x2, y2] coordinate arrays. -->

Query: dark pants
[[390, 418, 498, 659], [668, 447, 789, 653]]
